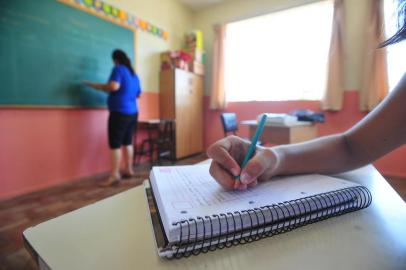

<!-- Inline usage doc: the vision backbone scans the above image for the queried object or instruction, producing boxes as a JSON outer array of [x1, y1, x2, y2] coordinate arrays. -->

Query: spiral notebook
[[145, 163, 372, 259]]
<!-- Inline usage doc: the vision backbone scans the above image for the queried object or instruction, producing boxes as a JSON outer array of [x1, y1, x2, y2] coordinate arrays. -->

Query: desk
[[134, 119, 161, 163], [23, 165, 406, 270], [241, 120, 317, 144], [138, 119, 161, 138], [136, 119, 175, 163], [138, 119, 161, 126]]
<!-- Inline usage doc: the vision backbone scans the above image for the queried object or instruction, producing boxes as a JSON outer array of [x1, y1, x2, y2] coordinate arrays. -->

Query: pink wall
[[0, 92, 159, 200], [1, 90, 405, 200], [203, 91, 406, 178]]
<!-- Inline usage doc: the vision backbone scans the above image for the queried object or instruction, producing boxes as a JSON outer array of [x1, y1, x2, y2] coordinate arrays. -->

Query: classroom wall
[[194, 0, 406, 177], [0, 0, 192, 200]]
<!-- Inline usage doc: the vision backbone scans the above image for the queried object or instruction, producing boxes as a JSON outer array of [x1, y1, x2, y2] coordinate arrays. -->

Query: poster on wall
[[59, 0, 169, 40]]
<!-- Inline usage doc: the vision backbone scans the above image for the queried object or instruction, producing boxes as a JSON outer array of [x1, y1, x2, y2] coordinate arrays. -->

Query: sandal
[[99, 176, 121, 187], [122, 170, 135, 179]]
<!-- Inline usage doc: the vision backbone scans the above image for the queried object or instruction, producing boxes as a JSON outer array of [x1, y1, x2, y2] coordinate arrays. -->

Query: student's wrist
[[267, 147, 285, 177]]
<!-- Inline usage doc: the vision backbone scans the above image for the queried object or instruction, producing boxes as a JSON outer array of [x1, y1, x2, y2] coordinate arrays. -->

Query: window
[[224, 1, 333, 102], [384, 0, 406, 90]]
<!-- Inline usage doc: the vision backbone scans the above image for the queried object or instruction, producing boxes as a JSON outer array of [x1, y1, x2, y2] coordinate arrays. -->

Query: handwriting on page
[[164, 166, 261, 209]]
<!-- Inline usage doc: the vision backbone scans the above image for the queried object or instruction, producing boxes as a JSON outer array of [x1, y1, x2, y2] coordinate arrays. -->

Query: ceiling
[[178, 0, 230, 10]]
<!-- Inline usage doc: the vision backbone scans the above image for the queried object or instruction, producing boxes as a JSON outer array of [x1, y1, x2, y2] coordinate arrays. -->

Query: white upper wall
[[101, 0, 372, 95], [179, 0, 232, 10]]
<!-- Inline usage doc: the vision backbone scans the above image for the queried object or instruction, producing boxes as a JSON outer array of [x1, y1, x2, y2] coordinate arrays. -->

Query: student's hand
[[207, 135, 280, 191]]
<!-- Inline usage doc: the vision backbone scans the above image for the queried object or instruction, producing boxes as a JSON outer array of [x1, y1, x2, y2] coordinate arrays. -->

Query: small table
[[138, 119, 161, 136], [240, 120, 318, 144], [134, 119, 161, 163], [136, 119, 175, 163], [23, 164, 406, 270], [138, 119, 161, 125]]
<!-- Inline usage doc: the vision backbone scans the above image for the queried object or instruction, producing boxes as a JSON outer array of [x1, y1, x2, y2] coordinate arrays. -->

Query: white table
[[240, 120, 318, 144], [23, 165, 406, 270]]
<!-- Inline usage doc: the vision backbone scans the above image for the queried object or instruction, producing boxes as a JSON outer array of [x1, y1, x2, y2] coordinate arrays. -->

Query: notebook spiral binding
[[170, 186, 372, 259]]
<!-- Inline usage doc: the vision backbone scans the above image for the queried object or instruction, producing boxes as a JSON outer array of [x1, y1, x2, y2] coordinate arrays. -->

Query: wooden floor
[[1, 155, 405, 270], [0, 154, 207, 270]]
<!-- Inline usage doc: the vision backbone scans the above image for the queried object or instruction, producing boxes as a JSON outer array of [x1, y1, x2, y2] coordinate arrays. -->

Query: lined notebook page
[[149, 164, 359, 242]]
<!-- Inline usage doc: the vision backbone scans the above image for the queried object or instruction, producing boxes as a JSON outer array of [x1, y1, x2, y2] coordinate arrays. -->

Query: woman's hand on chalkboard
[[83, 81, 120, 92], [82, 80, 95, 88], [207, 135, 280, 191]]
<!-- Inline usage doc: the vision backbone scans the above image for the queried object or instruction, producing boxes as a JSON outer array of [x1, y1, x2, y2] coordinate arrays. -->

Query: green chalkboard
[[0, 0, 135, 108]]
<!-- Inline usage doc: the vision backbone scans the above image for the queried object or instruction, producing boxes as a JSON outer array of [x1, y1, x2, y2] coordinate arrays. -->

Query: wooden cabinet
[[159, 69, 203, 159]]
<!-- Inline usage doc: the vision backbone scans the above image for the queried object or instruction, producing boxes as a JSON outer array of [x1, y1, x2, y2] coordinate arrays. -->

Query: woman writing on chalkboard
[[84, 49, 141, 186]]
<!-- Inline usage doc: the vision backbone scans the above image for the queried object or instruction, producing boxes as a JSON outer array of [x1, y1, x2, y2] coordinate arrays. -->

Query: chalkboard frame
[[0, 0, 137, 109]]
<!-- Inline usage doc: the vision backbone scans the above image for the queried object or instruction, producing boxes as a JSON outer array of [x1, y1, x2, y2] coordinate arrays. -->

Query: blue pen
[[236, 113, 268, 181]]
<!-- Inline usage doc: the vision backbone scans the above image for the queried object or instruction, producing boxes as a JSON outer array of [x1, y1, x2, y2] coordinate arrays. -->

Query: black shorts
[[108, 111, 138, 149]]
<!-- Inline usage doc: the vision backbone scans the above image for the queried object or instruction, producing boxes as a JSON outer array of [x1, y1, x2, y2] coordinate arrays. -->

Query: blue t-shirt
[[108, 65, 141, 114]]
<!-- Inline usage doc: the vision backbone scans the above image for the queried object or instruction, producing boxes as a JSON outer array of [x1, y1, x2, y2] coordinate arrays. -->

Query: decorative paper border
[[62, 0, 169, 40]]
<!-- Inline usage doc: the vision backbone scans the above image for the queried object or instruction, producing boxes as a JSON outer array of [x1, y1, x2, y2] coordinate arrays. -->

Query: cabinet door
[[159, 70, 175, 119], [189, 75, 203, 154], [174, 69, 193, 158]]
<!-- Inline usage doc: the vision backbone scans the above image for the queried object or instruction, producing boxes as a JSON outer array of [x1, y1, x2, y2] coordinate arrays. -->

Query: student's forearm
[[273, 75, 406, 176], [271, 134, 367, 176]]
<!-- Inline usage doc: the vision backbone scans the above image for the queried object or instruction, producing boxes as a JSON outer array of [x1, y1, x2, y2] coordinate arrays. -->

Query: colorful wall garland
[[61, 0, 169, 40]]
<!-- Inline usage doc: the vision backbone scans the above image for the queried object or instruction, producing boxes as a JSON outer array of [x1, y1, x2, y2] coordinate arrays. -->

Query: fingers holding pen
[[207, 136, 278, 191], [207, 136, 241, 177], [209, 161, 237, 190], [240, 148, 276, 185]]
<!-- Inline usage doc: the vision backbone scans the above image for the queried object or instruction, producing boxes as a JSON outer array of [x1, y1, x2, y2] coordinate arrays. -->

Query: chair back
[[156, 119, 175, 161], [220, 113, 238, 137], [158, 119, 175, 143]]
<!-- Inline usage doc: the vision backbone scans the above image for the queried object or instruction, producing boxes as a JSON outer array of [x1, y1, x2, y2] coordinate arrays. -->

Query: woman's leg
[[104, 112, 125, 186], [110, 148, 122, 180], [122, 113, 138, 177], [100, 148, 122, 186], [123, 145, 134, 176]]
